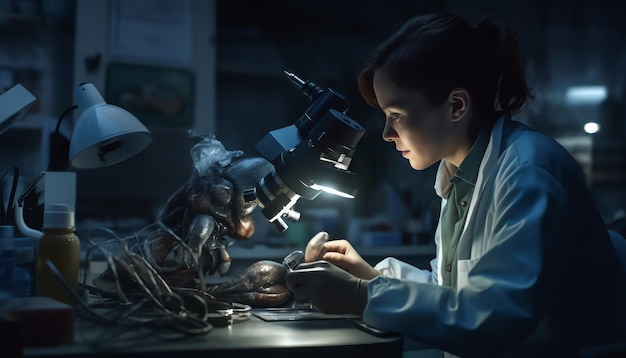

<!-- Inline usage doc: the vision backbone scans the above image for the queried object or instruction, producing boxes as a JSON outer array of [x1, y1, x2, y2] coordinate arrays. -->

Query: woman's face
[[373, 69, 464, 170]]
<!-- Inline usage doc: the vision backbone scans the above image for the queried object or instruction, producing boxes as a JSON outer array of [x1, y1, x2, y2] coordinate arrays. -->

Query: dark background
[[1, 0, 624, 247]]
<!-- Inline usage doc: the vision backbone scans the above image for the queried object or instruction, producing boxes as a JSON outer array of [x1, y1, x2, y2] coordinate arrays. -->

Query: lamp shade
[[69, 83, 151, 169]]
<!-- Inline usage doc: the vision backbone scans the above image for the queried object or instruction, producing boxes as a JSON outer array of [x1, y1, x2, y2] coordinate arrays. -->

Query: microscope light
[[309, 183, 355, 198]]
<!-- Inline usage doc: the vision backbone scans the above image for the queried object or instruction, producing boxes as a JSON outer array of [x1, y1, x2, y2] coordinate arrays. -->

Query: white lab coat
[[364, 115, 626, 357]]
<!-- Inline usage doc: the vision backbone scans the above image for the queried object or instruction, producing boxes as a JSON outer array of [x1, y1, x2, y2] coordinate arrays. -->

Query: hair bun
[[477, 16, 507, 52]]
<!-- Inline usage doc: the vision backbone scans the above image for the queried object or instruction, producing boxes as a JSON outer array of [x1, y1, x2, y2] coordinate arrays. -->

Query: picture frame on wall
[[109, 0, 193, 66], [105, 63, 195, 127]]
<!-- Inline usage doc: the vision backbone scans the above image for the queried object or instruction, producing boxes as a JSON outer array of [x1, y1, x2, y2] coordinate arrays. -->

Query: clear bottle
[[36, 204, 80, 306]]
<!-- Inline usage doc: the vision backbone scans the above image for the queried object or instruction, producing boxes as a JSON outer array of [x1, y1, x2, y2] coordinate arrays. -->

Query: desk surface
[[24, 313, 403, 358]]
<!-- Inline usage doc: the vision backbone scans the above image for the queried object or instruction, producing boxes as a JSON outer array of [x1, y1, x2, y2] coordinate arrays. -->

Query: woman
[[285, 13, 626, 357]]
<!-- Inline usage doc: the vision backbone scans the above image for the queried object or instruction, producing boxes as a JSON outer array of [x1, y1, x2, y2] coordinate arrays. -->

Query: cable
[[6, 166, 18, 224], [0, 165, 18, 224], [53, 220, 269, 354], [46, 259, 215, 339], [80, 225, 239, 329]]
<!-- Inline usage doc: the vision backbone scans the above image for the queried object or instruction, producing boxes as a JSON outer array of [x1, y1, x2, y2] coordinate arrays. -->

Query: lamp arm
[[49, 104, 78, 171], [54, 104, 78, 135]]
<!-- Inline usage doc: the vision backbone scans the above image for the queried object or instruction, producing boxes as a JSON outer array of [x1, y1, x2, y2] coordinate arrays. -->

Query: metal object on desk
[[283, 250, 304, 271], [281, 249, 311, 309], [252, 306, 358, 321]]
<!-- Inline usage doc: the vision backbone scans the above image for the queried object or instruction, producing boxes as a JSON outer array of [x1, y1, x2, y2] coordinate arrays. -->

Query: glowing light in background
[[565, 86, 607, 106], [583, 122, 600, 134]]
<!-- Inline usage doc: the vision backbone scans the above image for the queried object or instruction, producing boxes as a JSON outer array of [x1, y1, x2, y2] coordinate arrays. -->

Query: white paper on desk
[[252, 308, 359, 321]]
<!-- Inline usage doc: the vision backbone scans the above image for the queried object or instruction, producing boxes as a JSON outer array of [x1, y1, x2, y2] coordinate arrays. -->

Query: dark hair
[[358, 13, 530, 123]]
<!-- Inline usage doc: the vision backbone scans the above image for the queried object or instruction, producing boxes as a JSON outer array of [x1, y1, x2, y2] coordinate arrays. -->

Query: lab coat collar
[[433, 116, 504, 200], [454, 127, 491, 186], [434, 160, 457, 199]]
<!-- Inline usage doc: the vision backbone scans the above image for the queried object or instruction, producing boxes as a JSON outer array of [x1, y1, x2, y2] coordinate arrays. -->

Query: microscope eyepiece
[[284, 70, 324, 101]]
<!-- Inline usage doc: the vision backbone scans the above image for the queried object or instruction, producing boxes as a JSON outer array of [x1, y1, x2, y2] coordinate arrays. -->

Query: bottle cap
[[43, 204, 74, 229]]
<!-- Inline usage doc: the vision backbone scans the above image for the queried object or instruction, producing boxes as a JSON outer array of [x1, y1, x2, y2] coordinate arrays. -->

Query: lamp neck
[[74, 83, 106, 109], [54, 104, 78, 135], [48, 104, 78, 171]]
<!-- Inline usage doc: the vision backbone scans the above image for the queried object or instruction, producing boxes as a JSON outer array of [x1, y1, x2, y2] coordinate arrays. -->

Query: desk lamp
[[50, 82, 152, 170], [15, 83, 152, 238], [244, 71, 365, 232]]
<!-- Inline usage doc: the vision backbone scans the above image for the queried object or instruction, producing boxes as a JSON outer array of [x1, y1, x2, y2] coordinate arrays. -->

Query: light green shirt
[[440, 128, 490, 287]]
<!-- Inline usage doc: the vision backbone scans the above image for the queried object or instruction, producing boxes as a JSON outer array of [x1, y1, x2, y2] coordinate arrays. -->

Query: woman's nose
[[382, 121, 396, 142]]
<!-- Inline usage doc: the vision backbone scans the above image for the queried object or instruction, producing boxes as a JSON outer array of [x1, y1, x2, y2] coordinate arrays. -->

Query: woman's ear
[[448, 88, 470, 122]]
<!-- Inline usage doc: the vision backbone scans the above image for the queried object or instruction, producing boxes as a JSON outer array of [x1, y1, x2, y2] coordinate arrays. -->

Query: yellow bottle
[[37, 204, 80, 306]]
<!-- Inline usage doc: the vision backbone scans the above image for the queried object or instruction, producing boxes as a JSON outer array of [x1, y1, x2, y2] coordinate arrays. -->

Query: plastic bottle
[[36, 204, 80, 306]]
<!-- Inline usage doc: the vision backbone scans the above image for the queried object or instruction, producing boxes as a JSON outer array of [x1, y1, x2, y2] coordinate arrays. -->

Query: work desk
[[17, 252, 442, 358], [23, 312, 404, 358]]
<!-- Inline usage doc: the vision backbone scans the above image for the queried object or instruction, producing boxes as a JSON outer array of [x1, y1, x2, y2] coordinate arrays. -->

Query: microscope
[[244, 71, 365, 232]]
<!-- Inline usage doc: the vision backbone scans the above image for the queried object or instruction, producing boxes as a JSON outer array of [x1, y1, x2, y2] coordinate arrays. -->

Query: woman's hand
[[310, 238, 381, 280], [286, 261, 369, 315]]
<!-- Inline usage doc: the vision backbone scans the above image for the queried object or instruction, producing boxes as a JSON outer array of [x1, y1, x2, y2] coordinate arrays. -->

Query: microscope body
[[244, 72, 365, 232]]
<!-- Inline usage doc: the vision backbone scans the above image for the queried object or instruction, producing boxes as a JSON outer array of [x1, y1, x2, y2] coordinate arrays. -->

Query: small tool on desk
[[283, 231, 329, 269], [283, 250, 304, 271], [281, 232, 330, 310]]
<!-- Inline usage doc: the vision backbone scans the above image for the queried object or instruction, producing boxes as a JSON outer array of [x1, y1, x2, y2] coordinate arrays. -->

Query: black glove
[[285, 261, 369, 316]]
